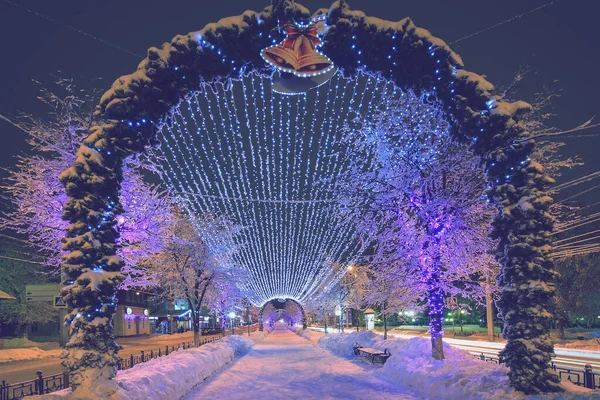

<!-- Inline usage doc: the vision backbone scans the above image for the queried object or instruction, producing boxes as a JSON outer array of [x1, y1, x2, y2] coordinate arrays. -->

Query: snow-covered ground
[[310, 327, 600, 370], [291, 325, 323, 342], [318, 331, 598, 400], [248, 330, 269, 341], [32, 325, 599, 399], [0, 347, 63, 364], [185, 322, 419, 399], [39, 336, 252, 400]]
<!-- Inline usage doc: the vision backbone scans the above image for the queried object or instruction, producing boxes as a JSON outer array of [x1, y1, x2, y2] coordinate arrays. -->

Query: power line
[[3, 0, 562, 63], [447, 0, 562, 47], [553, 235, 600, 249], [551, 245, 600, 258], [554, 171, 600, 192], [552, 213, 600, 235], [0, 232, 34, 245], [2, 0, 142, 59], [0, 255, 47, 266], [552, 250, 600, 259], [554, 228, 600, 244], [2, 248, 46, 259], [559, 184, 600, 204]]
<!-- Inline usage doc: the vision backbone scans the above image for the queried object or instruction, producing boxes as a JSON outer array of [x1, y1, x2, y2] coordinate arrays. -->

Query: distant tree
[[0, 237, 58, 337], [262, 303, 278, 328], [306, 285, 343, 333], [342, 264, 368, 331], [553, 254, 600, 338], [206, 277, 244, 331], [282, 301, 302, 326], [138, 213, 241, 346]]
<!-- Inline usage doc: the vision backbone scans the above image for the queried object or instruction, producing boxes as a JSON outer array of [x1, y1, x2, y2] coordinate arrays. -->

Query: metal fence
[[1, 335, 222, 400], [0, 370, 69, 400], [224, 323, 260, 337], [476, 353, 600, 390]]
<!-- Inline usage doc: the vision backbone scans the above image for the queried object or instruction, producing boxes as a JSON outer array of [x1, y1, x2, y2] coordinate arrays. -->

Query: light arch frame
[[59, 0, 560, 393], [258, 297, 307, 330]]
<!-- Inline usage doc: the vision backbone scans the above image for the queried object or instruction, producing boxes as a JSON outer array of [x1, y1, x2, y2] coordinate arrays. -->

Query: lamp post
[[335, 305, 342, 333], [364, 308, 375, 331], [228, 311, 236, 335]]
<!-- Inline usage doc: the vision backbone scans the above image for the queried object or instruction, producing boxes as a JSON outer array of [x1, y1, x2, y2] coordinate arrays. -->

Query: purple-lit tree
[[0, 82, 180, 393], [0, 81, 174, 281], [333, 93, 496, 359], [206, 277, 244, 332], [261, 303, 278, 329]]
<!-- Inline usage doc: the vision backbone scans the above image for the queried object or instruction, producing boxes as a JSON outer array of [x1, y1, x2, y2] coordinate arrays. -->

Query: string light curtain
[[152, 71, 429, 305]]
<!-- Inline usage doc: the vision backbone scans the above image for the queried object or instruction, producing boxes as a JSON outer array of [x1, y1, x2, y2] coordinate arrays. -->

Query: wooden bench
[[352, 342, 391, 365]]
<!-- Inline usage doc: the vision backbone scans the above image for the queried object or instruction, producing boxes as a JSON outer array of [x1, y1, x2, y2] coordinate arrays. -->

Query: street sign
[[26, 296, 54, 302], [25, 284, 60, 302], [53, 296, 68, 308]]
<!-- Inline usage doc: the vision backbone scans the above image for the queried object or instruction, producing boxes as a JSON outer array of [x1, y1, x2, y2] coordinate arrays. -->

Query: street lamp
[[247, 307, 251, 336], [228, 311, 236, 335]]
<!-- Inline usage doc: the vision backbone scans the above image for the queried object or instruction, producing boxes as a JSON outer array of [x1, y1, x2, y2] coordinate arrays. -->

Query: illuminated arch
[[259, 297, 307, 331], [60, 0, 560, 393]]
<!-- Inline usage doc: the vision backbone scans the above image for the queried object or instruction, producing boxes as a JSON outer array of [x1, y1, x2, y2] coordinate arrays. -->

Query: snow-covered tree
[[206, 276, 244, 331], [261, 302, 278, 329], [305, 284, 346, 333], [341, 264, 368, 331], [138, 212, 241, 345], [0, 81, 180, 392], [282, 301, 303, 326], [0, 80, 174, 280]]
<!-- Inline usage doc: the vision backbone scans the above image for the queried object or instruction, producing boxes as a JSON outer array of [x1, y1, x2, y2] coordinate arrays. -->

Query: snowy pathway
[[185, 323, 419, 400]]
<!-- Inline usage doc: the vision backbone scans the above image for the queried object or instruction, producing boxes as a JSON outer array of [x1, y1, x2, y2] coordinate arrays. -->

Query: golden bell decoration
[[261, 20, 334, 77]]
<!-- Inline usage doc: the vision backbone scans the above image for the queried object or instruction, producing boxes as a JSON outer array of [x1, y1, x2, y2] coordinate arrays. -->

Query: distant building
[[150, 298, 215, 334], [113, 290, 151, 337]]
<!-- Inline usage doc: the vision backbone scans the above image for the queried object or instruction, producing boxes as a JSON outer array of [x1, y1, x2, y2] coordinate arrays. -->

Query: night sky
[[0, 0, 598, 199]]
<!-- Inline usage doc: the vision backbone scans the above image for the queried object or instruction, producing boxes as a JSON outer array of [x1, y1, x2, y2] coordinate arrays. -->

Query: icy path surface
[[185, 323, 419, 400]]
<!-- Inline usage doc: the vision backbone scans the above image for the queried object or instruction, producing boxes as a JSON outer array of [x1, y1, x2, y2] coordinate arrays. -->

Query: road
[[0, 332, 221, 385], [432, 335, 600, 371]]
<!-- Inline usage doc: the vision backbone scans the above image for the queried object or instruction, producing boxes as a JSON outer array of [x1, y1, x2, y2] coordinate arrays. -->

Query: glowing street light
[[229, 311, 236, 335]]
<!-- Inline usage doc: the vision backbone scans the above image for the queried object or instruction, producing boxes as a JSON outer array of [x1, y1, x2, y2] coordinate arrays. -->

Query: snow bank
[[248, 324, 277, 341], [290, 327, 322, 342], [249, 330, 270, 341], [39, 336, 253, 400], [114, 336, 253, 399], [318, 332, 598, 400], [0, 347, 62, 363]]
